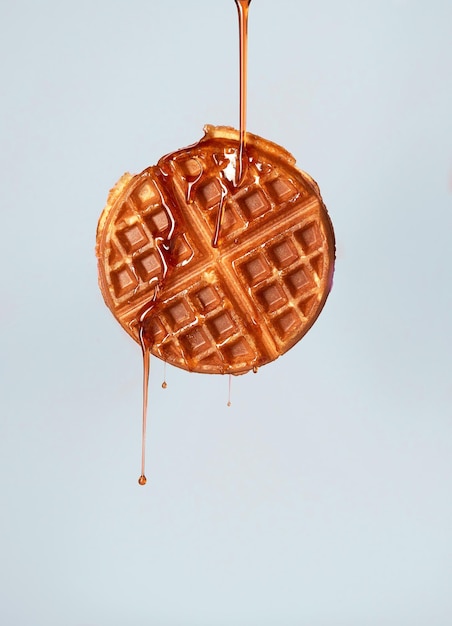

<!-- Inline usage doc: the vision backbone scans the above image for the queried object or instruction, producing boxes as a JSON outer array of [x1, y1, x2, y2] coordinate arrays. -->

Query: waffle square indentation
[[208, 312, 236, 342], [160, 340, 181, 361], [269, 239, 299, 269], [286, 266, 313, 297], [310, 254, 324, 279], [118, 223, 147, 253], [134, 250, 162, 282], [181, 327, 211, 356], [180, 157, 202, 179], [299, 295, 318, 318], [166, 300, 196, 331], [170, 234, 194, 266], [134, 181, 159, 208], [111, 266, 138, 298], [197, 352, 224, 370], [242, 254, 272, 286], [241, 189, 271, 219], [145, 209, 170, 236], [224, 337, 254, 363], [295, 223, 321, 253], [275, 309, 300, 340], [193, 285, 221, 313], [257, 283, 288, 313], [268, 177, 298, 203], [142, 316, 167, 344], [198, 179, 222, 209]]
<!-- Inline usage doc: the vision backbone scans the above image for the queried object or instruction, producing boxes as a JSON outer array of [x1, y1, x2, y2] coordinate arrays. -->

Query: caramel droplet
[[253, 366, 258, 373], [138, 475, 147, 486], [162, 381, 167, 389], [227, 401, 232, 408]]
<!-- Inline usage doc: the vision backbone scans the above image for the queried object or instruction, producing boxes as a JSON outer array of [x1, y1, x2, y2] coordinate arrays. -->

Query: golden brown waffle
[[96, 126, 335, 374]]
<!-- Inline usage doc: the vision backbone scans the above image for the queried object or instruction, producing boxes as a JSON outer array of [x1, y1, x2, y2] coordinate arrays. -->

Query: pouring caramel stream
[[212, 0, 252, 248], [235, 0, 252, 183]]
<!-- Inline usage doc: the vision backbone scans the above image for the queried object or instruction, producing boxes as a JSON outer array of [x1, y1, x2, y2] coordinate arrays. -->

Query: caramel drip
[[211, 178, 228, 248], [138, 325, 151, 486]]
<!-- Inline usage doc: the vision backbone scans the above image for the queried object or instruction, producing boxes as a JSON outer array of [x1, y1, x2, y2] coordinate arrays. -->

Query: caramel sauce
[[95, 0, 335, 485], [138, 326, 150, 486], [211, 177, 229, 248], [235, 0, 251, 184], [212, 0, 252, 246]]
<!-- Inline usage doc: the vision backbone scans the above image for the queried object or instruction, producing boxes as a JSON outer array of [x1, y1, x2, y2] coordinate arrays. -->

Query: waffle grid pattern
[[98, 130, 334, 374], [144, 278, 259, 372], [104, 171, 198, 307]]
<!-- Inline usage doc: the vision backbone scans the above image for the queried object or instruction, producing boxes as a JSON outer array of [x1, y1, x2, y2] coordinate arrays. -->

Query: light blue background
[[1, 1, 451, 624]]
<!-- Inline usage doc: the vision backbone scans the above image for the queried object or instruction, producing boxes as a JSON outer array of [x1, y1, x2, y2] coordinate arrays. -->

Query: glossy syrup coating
[[96, 126, 335, 375]]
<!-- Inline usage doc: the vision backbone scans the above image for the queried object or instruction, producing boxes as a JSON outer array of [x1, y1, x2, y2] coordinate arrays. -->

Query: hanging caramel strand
[[138, 325, 150, 486]]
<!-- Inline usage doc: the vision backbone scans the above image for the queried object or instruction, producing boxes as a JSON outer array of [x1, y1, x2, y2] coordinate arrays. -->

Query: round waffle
[[96, 125, 335, 375]]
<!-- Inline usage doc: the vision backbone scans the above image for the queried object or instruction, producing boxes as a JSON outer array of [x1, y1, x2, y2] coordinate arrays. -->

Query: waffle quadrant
[[96, 126, 335, 374]]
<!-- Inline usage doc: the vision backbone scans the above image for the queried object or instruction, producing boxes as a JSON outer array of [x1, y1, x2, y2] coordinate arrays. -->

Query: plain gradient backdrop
[[1, 1, 451, 624]]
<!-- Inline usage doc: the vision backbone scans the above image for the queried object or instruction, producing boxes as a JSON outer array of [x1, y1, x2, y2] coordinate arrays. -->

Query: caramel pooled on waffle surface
[[96, 126, 335, 375]]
